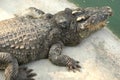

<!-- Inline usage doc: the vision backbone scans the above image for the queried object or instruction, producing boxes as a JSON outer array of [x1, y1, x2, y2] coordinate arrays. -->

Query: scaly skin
[[0, 6, 112, 80]]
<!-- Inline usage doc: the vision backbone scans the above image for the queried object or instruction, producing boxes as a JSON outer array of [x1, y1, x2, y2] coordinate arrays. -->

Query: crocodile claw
[[66, 58, 81, 72], [17, 66, 37, 80]]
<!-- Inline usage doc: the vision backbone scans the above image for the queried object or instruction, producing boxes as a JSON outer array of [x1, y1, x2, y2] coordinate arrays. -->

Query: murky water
[[69, 0, 120, 38]]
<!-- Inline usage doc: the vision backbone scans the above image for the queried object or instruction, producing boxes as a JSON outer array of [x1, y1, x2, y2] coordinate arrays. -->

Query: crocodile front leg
[[0, 52, 36, 80], [48, 42, 81, 71]]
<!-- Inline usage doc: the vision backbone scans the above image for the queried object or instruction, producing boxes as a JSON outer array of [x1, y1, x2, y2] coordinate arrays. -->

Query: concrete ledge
[[0, 0, 120, 80]]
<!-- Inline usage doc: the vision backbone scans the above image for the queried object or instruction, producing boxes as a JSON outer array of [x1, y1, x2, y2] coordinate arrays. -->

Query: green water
[[69, 0, 120, 38]]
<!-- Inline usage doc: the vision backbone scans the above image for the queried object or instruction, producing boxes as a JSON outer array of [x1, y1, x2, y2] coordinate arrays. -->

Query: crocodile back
[[0, 17, 54, 63]]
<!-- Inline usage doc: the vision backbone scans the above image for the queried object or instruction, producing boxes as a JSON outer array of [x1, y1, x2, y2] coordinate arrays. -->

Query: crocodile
[[0, 6, 112, 80]]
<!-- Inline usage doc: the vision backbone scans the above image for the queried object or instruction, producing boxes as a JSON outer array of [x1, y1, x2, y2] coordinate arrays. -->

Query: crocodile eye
[[58, 20, 69, 29]]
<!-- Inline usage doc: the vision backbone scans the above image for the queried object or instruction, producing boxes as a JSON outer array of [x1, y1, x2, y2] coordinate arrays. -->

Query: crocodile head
[[54, 6, 112, 46], [73, 6, 112, 38]]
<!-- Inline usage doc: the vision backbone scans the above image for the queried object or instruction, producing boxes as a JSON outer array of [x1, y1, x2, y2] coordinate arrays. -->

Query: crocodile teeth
[[80, 24, 85, 29], [72, 10, 81, 14], [76, 16, 85, 21]]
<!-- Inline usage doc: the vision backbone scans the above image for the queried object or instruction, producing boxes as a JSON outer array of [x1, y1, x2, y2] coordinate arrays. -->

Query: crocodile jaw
[[75, 6, 112, 38]]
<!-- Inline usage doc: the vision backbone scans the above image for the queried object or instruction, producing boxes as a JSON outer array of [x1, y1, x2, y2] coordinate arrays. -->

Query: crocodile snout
[[102, 6, 112, 16]]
